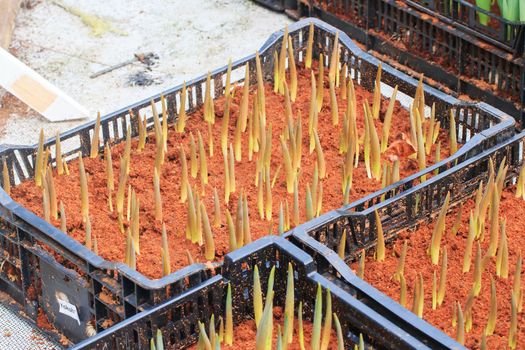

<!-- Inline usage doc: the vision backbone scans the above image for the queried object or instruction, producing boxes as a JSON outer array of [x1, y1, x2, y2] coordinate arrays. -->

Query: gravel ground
[[1, 0, 291, 145]]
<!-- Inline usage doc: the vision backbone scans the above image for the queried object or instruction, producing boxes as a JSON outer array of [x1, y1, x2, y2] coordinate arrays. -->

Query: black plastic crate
[[261, 1, 525, 126], [71, 236, 465, 349], [0, 18, 514, 345], [406, 0, 525, 56]]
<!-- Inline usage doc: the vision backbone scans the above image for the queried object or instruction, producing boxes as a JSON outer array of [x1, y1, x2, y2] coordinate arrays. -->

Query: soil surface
[[353, 187, 525, 349], [188, 306, 338, 349], [11, 63, 455, 279]]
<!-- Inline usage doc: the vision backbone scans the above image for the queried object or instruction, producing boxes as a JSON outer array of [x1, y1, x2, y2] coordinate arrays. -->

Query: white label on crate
[[57, 298, 80, 325]]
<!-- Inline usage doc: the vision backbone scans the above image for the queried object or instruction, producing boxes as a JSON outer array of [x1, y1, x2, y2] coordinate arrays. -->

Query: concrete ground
[[1, 0, 291, 145]]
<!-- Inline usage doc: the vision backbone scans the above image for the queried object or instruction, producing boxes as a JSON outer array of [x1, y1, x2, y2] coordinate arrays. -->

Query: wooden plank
[[0, 0, 21, 49], [0, 48, 89, 121]]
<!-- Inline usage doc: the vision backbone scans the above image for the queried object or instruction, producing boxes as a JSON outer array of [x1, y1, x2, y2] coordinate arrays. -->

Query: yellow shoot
[[198, 131, 208, 186], [274, 51, 279, 94], [257, 171, 264, 219], [179, 145, 188, 203], [472, 241, 490, 297], [130, 190, 140, 255], [190, 133, 198, 179], [176, 82, 187, 133], [285, 263, 294, 342], [59, 201, 66, 232], [437, 247, 447, 307], [329, 80, 339, 126], [127, 236, 141, 265], [288, 36, 297, 102], [363, 103, 371, 179], [161, 223, 170, 277], [225, 58, 232, 98], [116, 157, 128, 231], [265, 168, 272, 220], [364, 102, 381, 180], [124, 125, 132, 175], [78, 153, 89, 221], [320, 289, 332, 350], [153, 168, 163, 222], [425, 103, 436, 155], [429, 192, 450, 265], [42, 187, 50, 222], [333, 313, 344, 350], [255, 51, 266, 124], [233, 115, 242, 163], [399, 273, 407, 307], [240, 62, 250, 132], [487, 186, 500, 257], [255, 290, 274, 350], [186, 185, 196, 241], [496, 219, 509, 278], [381, 85, 398, 153], [194, 192, 203, 245], [161, 95, 168, 152], [509, 294, 518, 349], [298, 302, 305, 350], [127, 184, 131, 221], [225, 283, 233, 345], [358, 250, 365, 279], [35, 129, 44, 187], [55, 132, 64, 175], [415, 110, 427, 181], [375, 209, 385, 262], [309, 71, 319, 155], [464, 291, 475, 332], [311, 283, 323, 350], [278, 27, 288, 95], [207, 123, 213, 158], [253, 265, 263, 328], [516, 162, 525, 199], [449, 110, 458, 156], [328, 32, 339, 84], [338, 229, 347, 259], [463, 211, 476, 272], [305, 23, 314, 69], [90, 112, 101, 158], [212, 187, 221, 228], [186, 249, 194, 265], [221, 95, 231, 156], [316, 53, 324, 113], [201, 202, 215, 261], [226, 209, 236, 252], [512, 254, 522, 312], [485, 277, 497, 336], [394, 240, 407, 281], [456, 302, 465, 345], [414, 273, 424, 318], [45, 166, 57, 220], [278, 202, 285, 235], [372, 63, 382, 120], [313, 130, 326, 179], [306, 184, 314, 221], [235, 196, 244, 248], [137, 112, 146, 152], [105, 145, 114, 209], [316, 182, 323, 217], [204, 72, 216, 124]]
